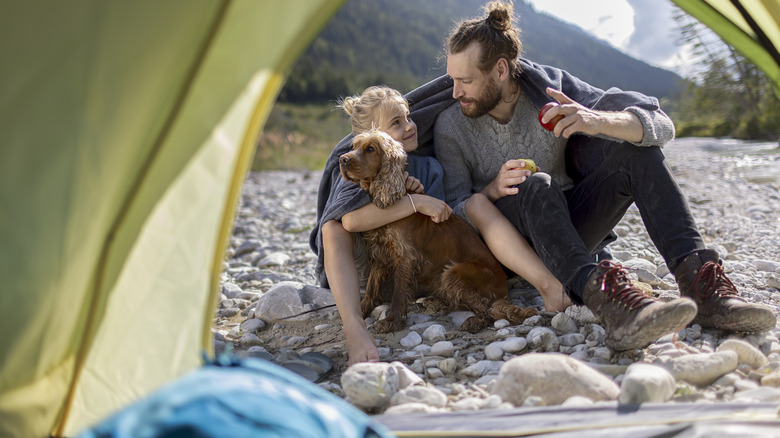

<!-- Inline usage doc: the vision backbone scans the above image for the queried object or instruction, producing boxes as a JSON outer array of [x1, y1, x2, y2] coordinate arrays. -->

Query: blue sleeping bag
[[78, 355, 393, 438]]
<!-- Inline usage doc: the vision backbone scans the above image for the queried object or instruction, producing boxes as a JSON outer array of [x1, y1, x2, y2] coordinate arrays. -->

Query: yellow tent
[[672, 0, 780, 95], [2, 1, 779, 437], [0, 1, 343, 436]]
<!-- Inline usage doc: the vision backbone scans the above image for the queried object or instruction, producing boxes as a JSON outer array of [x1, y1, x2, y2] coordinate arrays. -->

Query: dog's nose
[[339, 155, 350, 166]]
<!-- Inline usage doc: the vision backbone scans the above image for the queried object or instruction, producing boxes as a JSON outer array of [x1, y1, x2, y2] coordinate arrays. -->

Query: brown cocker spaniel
[[339, 130, 537, 334]]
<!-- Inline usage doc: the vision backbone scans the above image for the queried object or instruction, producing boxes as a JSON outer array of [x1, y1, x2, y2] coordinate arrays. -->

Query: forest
[[254, 0, 780, 171]]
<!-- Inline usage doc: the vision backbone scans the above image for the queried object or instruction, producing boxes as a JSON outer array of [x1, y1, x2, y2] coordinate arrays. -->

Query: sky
[[525, 0, 702, 77]]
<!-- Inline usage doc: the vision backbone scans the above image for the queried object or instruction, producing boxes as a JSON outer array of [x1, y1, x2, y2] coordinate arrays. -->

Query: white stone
[[619, 363, 676, 404], [389, 385, 448, 408], [390, 361, 424, 389], [527, 327, 560, 352], [751, 259, 780, 272], [438, 358, 458, 375], [430, 341, 456, 357], [341, 362, 400, 410], [551, 313, 578, 334], [422, 324, 447, 342], [665, 351, 739, 386], [717, 339, 769, 369], [400, 331, 423, 348], [490, 353, 620, 406], [449, 311, 476, 327], [460, 360, 503, 378], [383, 402, 441, 415]]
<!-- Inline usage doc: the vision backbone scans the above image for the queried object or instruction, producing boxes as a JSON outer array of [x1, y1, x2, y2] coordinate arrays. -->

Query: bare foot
[[538, 285, 571, 312], [344, 322, 379, 366]]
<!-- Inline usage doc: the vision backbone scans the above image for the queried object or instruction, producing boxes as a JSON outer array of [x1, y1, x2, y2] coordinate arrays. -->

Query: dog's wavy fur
[[339, 130, 537, 333]]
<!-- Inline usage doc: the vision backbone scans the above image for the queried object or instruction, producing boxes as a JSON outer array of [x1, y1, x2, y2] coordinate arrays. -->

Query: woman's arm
[[342, 193, 451, 232]]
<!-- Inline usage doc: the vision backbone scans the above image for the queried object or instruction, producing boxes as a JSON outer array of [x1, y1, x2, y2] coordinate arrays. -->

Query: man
[[433, 1, 776, 350]]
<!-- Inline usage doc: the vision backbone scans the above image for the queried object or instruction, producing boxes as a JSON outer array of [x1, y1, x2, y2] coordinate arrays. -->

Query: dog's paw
[[460, 316, 489, 333], [505, 306, 538, 324], [373, 317, 404, 333]]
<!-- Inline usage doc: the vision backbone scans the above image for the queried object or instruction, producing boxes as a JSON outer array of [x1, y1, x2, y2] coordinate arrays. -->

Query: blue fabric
[[78, 357, 393, 438]]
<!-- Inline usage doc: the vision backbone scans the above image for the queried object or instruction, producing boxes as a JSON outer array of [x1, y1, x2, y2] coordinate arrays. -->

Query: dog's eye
[[366, 146, 375, 153]]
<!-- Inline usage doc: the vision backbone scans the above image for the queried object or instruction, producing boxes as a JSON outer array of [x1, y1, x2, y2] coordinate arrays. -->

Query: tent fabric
[[77, 356, 393, 438], [0, 1, 344, 437], [671, 0, 780, 95]]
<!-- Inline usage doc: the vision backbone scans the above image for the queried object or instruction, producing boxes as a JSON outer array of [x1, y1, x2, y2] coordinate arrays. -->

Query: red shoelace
[[597, 261, 652, 310], [690, 261, 739, 299]]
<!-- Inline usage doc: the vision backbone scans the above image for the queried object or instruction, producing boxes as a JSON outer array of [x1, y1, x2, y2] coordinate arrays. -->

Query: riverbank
[[214, 137, 780, 413]]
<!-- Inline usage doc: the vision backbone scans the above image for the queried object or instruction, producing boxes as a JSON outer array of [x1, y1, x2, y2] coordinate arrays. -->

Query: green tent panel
[[0, 1, 344, 436], [672, 0, 780, 95], [3, 0, 779, 437]]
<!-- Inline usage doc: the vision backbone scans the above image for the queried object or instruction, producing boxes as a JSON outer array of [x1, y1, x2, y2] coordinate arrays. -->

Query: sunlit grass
[[253, 102, 351, 172]]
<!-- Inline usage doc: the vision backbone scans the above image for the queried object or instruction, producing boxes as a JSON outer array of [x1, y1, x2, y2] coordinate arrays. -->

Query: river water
[[694, 138, 780, 186]]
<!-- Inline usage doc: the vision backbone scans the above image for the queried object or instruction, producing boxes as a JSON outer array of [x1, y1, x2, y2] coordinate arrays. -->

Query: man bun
[[485, 1, 513, 32]]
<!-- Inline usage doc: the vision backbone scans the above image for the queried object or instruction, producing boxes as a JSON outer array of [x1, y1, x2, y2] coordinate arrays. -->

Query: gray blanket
[[309, 58, 668, 288]]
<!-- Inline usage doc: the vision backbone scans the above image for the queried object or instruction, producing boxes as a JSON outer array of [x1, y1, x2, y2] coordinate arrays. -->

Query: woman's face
[[379, 100, 417, 152]]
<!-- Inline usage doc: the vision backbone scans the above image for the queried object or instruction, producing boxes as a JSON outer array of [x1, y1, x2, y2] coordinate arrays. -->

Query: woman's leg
[[322, 220, 379, 365], [466, 193, 569, 312]]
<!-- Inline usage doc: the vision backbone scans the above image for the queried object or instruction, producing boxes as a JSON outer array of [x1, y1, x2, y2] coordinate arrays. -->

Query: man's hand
[[545, 88, 643, 143], [404, 172, 425, 194], [482, 159, 536, 202]]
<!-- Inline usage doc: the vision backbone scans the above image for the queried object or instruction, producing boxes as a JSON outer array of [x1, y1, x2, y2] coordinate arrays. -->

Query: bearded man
[[433, 1, 776, 350]]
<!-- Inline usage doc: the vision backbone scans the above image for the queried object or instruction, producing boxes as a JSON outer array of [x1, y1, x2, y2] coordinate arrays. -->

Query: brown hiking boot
[[674, 249, 777, 333], [582, 261, 697, 351]]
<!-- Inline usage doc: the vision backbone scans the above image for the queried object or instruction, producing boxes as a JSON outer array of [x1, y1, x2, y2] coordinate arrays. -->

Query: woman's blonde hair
[[338, 86, 409, 134]]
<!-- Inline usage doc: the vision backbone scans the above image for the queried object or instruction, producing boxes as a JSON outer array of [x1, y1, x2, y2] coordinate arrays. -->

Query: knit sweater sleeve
[[433, 103, 476, 220]]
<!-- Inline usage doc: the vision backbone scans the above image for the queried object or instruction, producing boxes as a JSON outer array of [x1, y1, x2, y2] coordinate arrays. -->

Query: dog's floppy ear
[[370, 132, 407, 208]]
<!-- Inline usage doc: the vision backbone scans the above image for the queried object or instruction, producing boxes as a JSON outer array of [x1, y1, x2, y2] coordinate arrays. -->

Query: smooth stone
[[254, 281, 336, 321], [438, 358, 458, 375], [383, 403, 440, 415], [460, 360, 503, 378], [490, 353, 620, 406], [390, 361, 424, 389], [665, 351, 739, 386], [400, 331, 423, 348], [422, 324, 447, 342], [551, 313, 578, 334], [389, 385, 448, 408], [240, 318, 266, 334], [341, 362, 400, 411], [717, 339, 769, 368], [430, 341, 456, 357], [619, 363, 676, 404], [527, 327, 560, 352]]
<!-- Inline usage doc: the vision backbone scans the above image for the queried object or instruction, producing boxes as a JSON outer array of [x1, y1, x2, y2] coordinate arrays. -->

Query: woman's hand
[[410, 194, 452, 223], [404, 172, 425, 194]]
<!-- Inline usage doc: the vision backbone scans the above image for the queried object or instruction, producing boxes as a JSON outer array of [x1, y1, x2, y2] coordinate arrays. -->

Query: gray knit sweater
[[434, 89, 675, 220]]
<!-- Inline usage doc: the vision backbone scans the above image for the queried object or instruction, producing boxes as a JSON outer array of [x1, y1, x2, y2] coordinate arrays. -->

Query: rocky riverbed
[[213, 137, 780, 414]]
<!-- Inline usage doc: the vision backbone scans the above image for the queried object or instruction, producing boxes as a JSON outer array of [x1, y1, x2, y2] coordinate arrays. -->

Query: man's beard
[[459, 77, 502, 119]]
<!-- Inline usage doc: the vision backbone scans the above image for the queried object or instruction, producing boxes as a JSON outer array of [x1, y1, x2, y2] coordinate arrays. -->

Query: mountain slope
[[279, 0, 683, 102]]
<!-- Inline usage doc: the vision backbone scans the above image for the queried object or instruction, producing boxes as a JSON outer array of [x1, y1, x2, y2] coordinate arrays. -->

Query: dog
[[338, 130, 537, 334]]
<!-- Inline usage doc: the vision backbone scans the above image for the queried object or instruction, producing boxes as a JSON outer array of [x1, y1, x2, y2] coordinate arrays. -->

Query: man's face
[[446, 43, 502, 119]]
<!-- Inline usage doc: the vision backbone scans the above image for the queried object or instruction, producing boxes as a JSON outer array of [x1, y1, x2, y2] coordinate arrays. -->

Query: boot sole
[[695, 305, 778, 333], [606, 298, 698, 351]]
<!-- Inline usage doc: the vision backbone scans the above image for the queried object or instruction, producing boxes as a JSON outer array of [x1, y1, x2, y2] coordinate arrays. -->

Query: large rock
[[341, 362, 400, 411], [254, 281, 336, 321], [664, 351, 739, 386], [490, 353, 620, 406], [619, 363, 676, 404], [717, 339, 768, 369]]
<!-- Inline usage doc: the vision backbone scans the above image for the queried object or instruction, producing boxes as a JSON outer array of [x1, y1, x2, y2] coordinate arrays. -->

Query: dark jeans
[[495, 142, 704, 303]]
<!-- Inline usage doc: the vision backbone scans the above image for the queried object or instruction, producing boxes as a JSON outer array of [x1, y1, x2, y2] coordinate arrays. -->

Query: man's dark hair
[[447, 1, 523, 76]]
